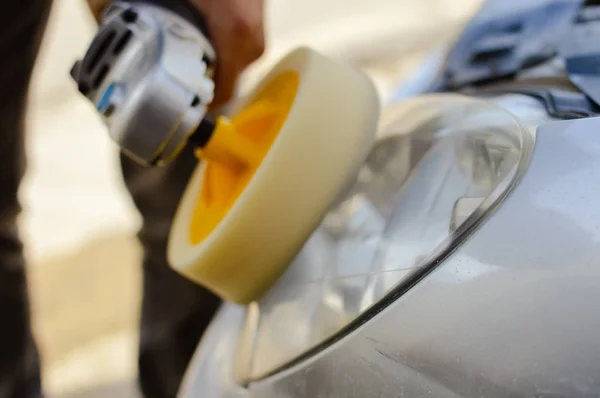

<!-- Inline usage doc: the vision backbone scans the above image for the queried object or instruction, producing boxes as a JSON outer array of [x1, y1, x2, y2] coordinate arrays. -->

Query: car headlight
[[232, 93, 536, 382]]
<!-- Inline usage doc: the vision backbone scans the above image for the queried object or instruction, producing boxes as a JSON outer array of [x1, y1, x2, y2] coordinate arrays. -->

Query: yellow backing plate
[[190, 71, 299, 245]]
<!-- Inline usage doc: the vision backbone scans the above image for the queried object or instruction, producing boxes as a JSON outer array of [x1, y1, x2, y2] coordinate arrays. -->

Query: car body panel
[[180, 114, 600, 397]]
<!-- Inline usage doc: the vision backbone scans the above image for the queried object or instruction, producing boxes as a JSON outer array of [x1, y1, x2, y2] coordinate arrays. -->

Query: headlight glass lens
[[236, 93, 535, 382]]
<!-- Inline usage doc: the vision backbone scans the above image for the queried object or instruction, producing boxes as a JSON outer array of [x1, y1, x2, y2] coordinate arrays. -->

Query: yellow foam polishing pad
[[167, 47, 380, 304]]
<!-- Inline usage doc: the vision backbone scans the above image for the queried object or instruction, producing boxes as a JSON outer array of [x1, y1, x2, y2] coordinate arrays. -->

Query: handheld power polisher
[[70, 0, 257, 167], [71, 0, 382, 304]]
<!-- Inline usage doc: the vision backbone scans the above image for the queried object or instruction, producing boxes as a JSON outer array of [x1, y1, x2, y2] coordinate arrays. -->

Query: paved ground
[[22, 0, 482, 396]]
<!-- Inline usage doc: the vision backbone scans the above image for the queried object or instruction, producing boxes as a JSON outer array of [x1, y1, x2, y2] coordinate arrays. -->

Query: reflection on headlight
[[451, 197, 485, 233]]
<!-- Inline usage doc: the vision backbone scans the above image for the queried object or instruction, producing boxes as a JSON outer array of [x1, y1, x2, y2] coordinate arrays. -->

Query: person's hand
[[189, 0, 265, 110], [87, 0, 266, 111]]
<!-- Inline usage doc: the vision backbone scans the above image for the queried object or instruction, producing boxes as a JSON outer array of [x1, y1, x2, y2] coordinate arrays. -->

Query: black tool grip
[[122, 0, 210, 39]]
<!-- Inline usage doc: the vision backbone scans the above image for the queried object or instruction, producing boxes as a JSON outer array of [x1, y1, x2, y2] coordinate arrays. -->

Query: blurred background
[[24, 0, 482, 396]]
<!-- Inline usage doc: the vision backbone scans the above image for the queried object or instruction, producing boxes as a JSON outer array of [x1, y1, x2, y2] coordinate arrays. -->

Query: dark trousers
[[0, 1, 220, 397]]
